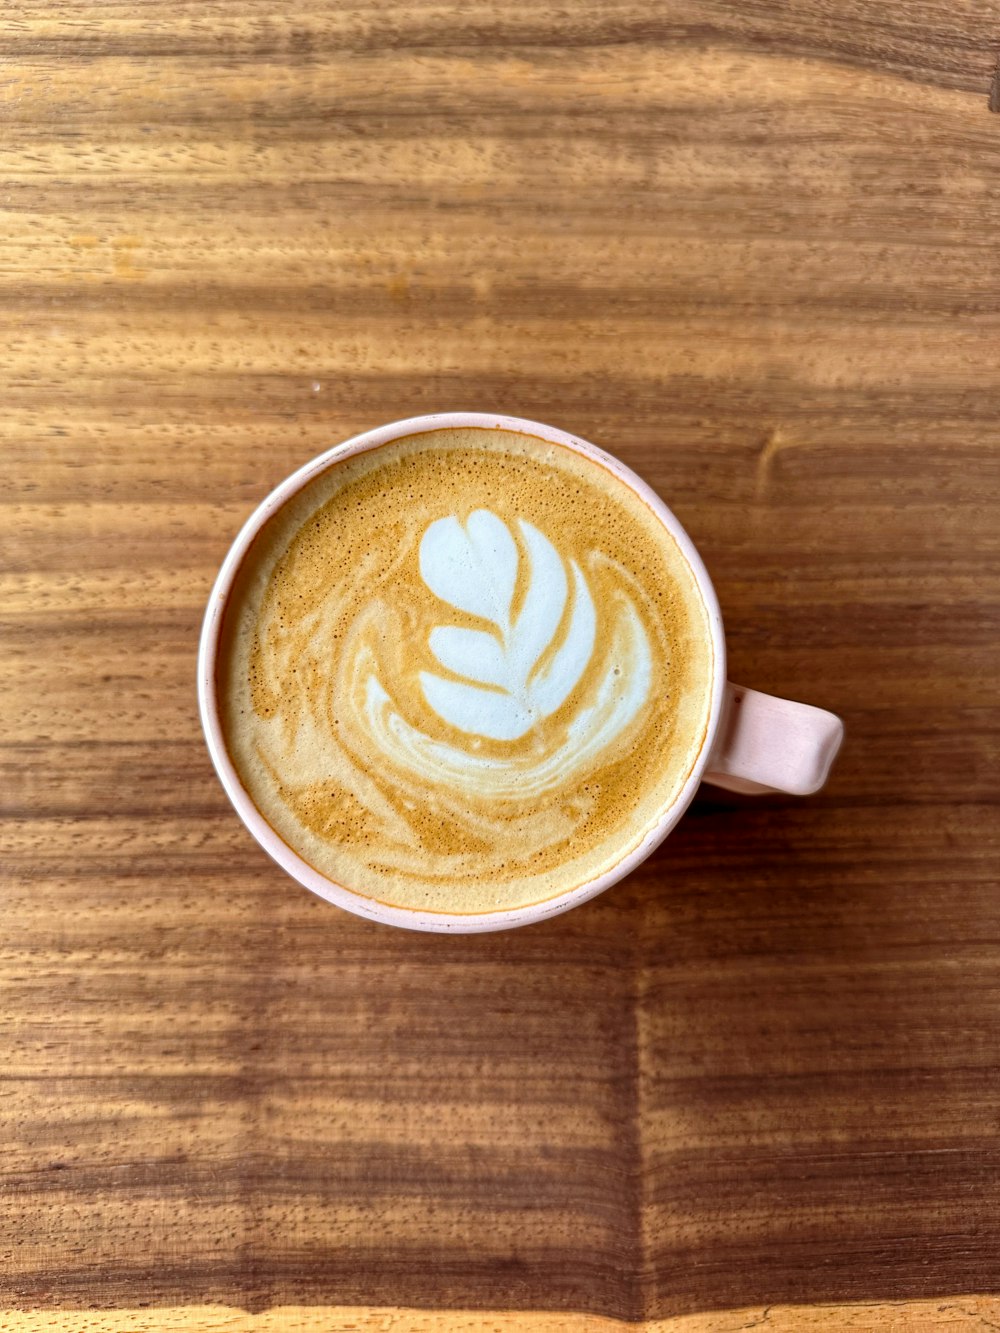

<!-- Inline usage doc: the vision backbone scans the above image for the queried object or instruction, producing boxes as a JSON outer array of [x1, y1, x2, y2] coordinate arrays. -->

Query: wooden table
[[3, 3, 1000, 1329]]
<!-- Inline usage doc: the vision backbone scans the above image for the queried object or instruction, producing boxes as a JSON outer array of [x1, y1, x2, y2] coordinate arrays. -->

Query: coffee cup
[[198, 413, 843, 932]]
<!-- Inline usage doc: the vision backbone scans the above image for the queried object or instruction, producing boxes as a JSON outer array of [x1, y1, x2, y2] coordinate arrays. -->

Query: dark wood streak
[[1, 3, 996, 93], [3, 0, 1000, 1324]]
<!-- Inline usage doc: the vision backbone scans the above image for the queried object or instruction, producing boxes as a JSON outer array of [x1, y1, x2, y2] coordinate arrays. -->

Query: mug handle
[[702, 683, 844, 796]]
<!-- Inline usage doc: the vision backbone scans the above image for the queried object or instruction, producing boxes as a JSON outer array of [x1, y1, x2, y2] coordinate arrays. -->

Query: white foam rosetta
[[350, 508, 654, 796], [418, 510, 597, 741]]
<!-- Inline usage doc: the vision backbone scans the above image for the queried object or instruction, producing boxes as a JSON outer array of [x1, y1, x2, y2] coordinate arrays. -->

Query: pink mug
[[198, 412, 843, 932]]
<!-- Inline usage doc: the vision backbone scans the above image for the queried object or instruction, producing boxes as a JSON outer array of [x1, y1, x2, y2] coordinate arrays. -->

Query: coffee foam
[[217, 427, 714, 914]]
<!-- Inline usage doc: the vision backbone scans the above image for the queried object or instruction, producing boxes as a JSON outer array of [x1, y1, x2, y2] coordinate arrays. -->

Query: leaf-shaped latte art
[[418, 509, 597, 741]]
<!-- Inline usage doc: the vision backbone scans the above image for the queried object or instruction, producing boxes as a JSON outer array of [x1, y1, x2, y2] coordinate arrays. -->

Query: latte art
[[362, 507, 653, 805], [217, 427, 714, 915], [418, 510, 603, 742]]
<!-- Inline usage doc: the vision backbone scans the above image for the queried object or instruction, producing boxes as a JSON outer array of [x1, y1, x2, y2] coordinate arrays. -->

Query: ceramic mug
[[198, 412, 844, 932]]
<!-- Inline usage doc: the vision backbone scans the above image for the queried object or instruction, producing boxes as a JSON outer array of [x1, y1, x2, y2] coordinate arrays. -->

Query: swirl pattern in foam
[[418, 510, 607, 742], [217, 427, 714, 914]]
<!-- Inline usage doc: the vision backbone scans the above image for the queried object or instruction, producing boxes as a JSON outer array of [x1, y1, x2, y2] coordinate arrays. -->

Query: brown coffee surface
[[217, 427, 714, 914]]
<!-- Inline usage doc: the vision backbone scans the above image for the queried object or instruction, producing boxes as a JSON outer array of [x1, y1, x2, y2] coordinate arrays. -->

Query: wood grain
[[4, 1299, 1000, 1332], [2, 0, 999, 1324]]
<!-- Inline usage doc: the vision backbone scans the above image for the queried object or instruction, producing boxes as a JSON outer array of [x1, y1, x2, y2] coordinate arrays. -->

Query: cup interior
[[198, 412, 727, 932]]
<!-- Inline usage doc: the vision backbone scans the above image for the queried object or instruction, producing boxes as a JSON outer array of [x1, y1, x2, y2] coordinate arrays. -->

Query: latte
[[216, 426, 714, 914]]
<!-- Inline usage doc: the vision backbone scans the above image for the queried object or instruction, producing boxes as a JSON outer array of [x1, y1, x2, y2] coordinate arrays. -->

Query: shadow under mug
[[198, 412, 844, 933]]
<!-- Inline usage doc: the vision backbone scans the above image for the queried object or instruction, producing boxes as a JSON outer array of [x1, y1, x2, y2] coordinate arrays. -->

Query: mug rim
[[197, 411, 728, 932]]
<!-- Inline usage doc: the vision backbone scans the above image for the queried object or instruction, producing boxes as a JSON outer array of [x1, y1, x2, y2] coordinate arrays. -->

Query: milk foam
[[415, 509, 608, 743], [218, 428, 714, 915]]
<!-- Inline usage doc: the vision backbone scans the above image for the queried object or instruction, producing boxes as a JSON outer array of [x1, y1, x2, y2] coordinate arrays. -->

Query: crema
[[217, 426, 714, 914]]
